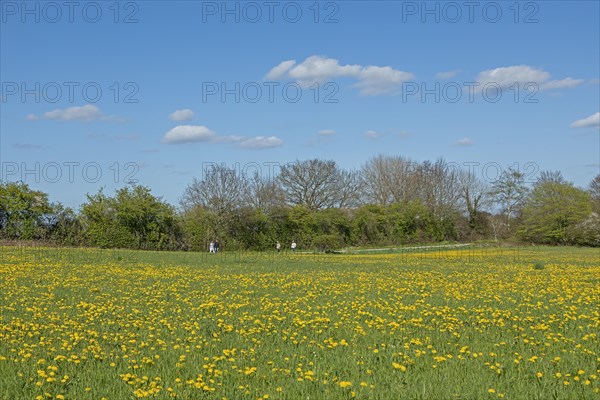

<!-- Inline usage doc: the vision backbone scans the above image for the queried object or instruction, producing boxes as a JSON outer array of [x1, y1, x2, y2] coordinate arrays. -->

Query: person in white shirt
[[291, 241, 297, 252], [209, 241, 214, 253], [276, 241, 281, 252]]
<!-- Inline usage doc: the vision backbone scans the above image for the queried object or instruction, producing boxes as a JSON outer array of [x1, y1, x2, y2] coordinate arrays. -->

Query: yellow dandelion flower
[[392, 363, 407, 372]]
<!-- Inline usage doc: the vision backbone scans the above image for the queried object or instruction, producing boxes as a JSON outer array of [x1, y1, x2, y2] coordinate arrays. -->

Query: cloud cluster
[[162, 125, 216, 144], [27, 104, 107, 122], [266, 55, 414, 96], [570, 112, 600, 128], [365, 130, 381, 140], [266, 57, 582, 97], [454, 138, 473, 147], [476, 65, 583, 90], [162, 125, 283, 149], [169, 109, 194, 122]]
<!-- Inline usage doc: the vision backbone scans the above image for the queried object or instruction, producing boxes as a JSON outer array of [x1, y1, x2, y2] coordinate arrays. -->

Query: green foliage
[[180, 206, 212, 251], [519, 182, 592, 245], [2, 162, 600, 250], [41, 203, 84, 246], [0, 181, 52, 240], [313, 233, 342, 252], [564, 213, 600, 247], [81, 185, 182, 250], [533, 261, 545, 270], [351, 204, 390, 245], [229, 208, 274, 250]]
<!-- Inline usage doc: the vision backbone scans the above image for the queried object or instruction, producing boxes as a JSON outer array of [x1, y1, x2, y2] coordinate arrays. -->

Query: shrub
[[533, 261, 545, 270]]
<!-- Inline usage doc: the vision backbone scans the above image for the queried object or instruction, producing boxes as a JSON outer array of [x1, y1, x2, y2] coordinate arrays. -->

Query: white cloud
[[162, 125, 283, 149], [162, 125, 216, 144], [540, 78, 584, 90], [436, 70, 459, 80], [354, 65, 413, 96], [213, 135, 245, 144], [267, 55, 413, 96], [319, 129, 336, 136], [265, 60, 297, 80], [29, 104, 106, 121], [476, 65, 583, 91], [454, 138, 473, 146], [169, 109, 194, 122], [570, 112, 600, 128], [287, 55, 362, 86], [477, 65, 549, 88], [237, 136, 283, 149], [365, 130, 381, 140]]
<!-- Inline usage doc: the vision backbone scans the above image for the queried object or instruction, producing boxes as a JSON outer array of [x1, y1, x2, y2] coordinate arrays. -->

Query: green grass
[[0, 245, 599, 399]]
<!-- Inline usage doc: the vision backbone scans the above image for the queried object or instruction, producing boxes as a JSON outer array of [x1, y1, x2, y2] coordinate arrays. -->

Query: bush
[[313, 234, 342, 253], [533, 261, 545, 270]]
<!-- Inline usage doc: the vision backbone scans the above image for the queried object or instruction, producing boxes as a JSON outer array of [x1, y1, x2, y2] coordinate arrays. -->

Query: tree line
[[1, 156, 599, 250]]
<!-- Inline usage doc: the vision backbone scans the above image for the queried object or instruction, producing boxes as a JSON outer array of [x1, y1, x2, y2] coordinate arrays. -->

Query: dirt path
[[340, 243, 473, 253]]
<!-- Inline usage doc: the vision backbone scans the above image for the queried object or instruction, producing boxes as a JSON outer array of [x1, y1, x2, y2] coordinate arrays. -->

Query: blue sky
[[1, 0, 599, 209]]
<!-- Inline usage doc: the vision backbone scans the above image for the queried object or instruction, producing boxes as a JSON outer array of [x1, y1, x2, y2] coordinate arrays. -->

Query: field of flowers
[[0, 245, 599, 399]]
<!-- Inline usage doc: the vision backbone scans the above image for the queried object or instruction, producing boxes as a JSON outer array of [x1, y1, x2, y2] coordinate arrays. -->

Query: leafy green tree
[[227, 207, 274, 250], [41, 203, 84, 246], [81, 188, 131, 248], [115, 185, 182, 250], [314, 208, 352, 244], [519, 182, 591, 244], [0, 182, 52, 240], [283, 206, 318, 248], [180, 205, 215, 251], [351, 204, 389, 245], [81, 185, 182, 250]]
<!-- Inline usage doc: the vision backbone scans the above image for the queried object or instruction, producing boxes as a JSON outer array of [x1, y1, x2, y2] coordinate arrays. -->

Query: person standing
[[214, 240, 220, 253], [276, 241, 281, 252], [209, 241, 214, 253], [291, 241, 297, 252]]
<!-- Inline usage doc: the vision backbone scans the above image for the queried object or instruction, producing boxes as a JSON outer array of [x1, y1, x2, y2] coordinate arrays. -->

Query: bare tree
[[361, 154, 417, 205], [589, 174, 600, 201], [534, 170, 567, 187], [278, 159, 351, 210], [246, 173, 286, 212], [491, 167, 529, 228], [180, 164, 249, 212], [458, 169, 491, 230], [335, 169, 363, 208], [415, 158, 461, 217], [589, 174, 600, 214]]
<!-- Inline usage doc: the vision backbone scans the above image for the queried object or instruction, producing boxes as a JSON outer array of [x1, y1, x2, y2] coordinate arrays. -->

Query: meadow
[[0, 245, 598, 399]]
